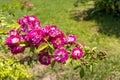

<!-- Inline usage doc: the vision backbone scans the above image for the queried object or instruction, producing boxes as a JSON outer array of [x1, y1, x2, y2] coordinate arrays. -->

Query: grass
[[0, 0, 120, 80]]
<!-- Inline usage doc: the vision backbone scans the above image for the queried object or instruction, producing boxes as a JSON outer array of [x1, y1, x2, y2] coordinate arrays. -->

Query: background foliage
[[94, 0, 120, 16], [75, 0, 120, 16], [0, 55, 32, 80]]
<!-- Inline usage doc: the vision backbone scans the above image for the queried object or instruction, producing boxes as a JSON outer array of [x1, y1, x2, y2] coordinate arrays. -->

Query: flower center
[[56, 39, 61, 44], [51, 27, 55, 30], [59, 52, 64, 58], [42, 56, 48, 62], [68, 37, 74, 42], [29, 17, 35, 21], [74, 50, 80, 55], [12, 38, 19, 43]]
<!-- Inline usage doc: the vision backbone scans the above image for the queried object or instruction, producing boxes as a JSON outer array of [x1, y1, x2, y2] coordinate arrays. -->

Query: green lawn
[[0, 0, 120, 80]]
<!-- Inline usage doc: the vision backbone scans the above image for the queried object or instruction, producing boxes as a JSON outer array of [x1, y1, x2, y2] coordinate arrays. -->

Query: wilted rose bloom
[[23, 0, 28, 3], [51, 37, 64, 48], [71, 48, 83, 59], [5, 35, 21, 46], [17, 15, 40, 32], [10, 46, 25, 54], [9, 29, 19, 36], [27, 29, 46, 46], [39, 53, 51, 65], [65, 35, 76, 43], [27, 3, 34, 8], [54, 49, 68, 63], [75, 42, 85, 47]]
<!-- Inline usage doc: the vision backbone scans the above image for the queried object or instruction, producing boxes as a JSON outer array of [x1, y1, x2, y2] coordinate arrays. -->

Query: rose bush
[[5, 15, 106, 78]]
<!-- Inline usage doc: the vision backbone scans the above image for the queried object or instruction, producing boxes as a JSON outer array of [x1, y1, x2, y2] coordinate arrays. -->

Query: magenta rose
[[54, 49, 68, 63], [71, 48, 83, 59], [51, 37, 64, 48], [27, 29, 46, 46], [10, 46, 25, 54], [9, 29, 19, 36], [18, 15, 41, 33], [39, 53, 51, 65], [65, 35, 76, 43], [5, 35, 21, 46], [48, 29, 64, 38]]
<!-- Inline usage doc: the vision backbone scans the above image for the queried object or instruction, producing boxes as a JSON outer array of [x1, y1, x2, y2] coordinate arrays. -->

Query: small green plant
[[0, 55, 32, 80]]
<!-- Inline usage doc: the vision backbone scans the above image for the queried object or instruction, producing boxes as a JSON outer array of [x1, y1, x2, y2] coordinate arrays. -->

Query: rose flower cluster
[[5, 15, 85, 65]]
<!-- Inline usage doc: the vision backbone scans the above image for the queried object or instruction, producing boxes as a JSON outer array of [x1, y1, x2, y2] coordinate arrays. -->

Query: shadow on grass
[[70, 8, 120, 37]]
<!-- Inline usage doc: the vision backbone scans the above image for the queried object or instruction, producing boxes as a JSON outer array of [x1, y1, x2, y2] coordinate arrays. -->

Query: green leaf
[[19, 43, 26, 47], [51, 60, 56, 69], [0, 29, 8, 34], [65, 58, 72, 66], [90, 65, 93, 73], [48, 43, 54, 49], [9, 23, 20, 29], [74, 65, 81, 70], [36, 43, 48, 53], [79, 67, 84, 78], [30, 46, 35, 53]]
